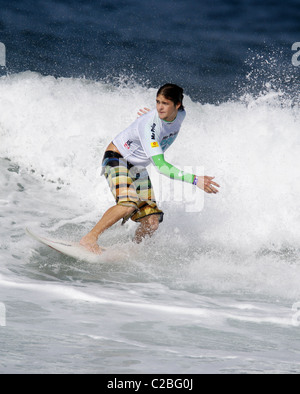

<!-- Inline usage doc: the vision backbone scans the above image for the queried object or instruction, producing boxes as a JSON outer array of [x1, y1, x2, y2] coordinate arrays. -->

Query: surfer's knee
[[133, 214, 160, 243], [117, 204, 137, 225], [116, 204, 136, 216], [142, 214, 160, 232], [124, 206, 136, 215]]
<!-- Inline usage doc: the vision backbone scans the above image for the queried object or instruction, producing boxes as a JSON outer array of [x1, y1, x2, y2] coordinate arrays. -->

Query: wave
[[0, 71, 300, 256]]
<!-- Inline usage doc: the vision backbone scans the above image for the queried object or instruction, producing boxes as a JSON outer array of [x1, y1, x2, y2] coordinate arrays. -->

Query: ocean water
[[1, 0, 300, 374]]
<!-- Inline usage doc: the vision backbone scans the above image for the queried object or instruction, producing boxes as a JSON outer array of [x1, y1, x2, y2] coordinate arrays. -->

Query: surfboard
[[26, 228, 104, 263]]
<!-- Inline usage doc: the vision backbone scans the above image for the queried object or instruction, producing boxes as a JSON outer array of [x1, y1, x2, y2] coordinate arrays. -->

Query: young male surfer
[[80, 84, 220, 254]]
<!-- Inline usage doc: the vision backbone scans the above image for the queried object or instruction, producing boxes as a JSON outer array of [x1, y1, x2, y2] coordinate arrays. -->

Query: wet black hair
[[157, 84, 185, 111]]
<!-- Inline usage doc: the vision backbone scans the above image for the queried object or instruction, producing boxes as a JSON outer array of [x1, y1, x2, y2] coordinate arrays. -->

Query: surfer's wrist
[[193, 175, 198, 186]]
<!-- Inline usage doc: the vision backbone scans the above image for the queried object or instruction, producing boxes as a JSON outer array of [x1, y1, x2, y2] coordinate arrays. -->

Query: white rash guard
[[113, 109, 186, 167]]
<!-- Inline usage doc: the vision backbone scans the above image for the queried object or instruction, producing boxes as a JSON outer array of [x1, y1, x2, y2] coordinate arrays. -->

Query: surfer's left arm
[[137, 109, 220, 193], [151, 154, 220, 194]]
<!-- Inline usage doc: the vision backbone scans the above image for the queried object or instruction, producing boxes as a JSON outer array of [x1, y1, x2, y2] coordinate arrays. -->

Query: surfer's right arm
[[137, 107, 151, 117]]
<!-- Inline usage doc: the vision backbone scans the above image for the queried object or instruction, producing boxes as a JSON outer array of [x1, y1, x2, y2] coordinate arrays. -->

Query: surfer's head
[[156, 84, 184, 122], [157, 84, 184, 111]]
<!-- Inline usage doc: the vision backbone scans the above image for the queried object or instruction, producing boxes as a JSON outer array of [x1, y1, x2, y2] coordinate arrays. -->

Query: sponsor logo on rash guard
[[124, 140, 133, 149], [160, 131, 179, 150], [151, 123, 157, 140], [162, 131, 179, 141], [151, 142, 159, 148]]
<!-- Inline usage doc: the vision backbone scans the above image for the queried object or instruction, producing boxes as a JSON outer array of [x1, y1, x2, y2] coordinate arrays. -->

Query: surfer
[[80, 84, 220, 254]]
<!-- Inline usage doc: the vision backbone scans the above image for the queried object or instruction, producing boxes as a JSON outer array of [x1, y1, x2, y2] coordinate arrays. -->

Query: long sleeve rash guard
[[113, 109, 196, 184]]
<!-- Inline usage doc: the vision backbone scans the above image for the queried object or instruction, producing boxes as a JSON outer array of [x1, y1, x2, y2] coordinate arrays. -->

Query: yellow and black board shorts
[[102, 151, 164, 224]]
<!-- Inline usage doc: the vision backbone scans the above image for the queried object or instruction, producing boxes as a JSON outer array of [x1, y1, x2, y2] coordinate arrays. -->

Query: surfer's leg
[[80, 204, 136, 253], [81, 157, 140, 253], [129, 167, 163, 244], [133, 214, 160, 244]]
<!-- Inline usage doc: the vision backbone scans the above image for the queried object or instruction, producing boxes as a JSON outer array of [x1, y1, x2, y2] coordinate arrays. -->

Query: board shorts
[[101, 151, 164, 224]]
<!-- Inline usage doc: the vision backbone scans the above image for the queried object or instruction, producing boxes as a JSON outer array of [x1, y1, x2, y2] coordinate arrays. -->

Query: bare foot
[[80, 234, 103, 255]]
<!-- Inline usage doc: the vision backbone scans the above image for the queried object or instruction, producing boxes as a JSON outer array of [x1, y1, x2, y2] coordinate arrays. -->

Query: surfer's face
[[156, 94, 180, 122]]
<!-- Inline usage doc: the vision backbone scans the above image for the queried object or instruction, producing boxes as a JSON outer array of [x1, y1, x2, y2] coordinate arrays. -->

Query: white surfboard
[[26, 228, 104, 263]]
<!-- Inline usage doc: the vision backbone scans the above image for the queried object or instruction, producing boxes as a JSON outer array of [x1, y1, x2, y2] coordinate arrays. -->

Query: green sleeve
[[152, 154, 196, 184]]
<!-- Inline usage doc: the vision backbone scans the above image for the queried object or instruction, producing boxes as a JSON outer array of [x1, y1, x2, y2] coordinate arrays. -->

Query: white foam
[[0, 275, 294, 327], [1, 71, 300, 300], [1, 72, 299, 251]]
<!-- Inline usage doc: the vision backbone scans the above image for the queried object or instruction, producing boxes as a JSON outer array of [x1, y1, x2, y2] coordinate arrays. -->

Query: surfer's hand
[[80, 234, 103, 255], [196, 176, 220, 194], [137, 107, 150, 117]]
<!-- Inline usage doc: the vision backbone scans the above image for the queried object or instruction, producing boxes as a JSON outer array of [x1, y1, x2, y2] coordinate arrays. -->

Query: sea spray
[[1, 72, 300, 375], [1, 72, 299, 252]]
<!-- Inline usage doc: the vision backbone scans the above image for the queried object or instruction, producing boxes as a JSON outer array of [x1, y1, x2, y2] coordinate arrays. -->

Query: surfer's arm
[[151, 154, 196, 184], [137, 112, 220, 192], [152, 154, 220, 193]]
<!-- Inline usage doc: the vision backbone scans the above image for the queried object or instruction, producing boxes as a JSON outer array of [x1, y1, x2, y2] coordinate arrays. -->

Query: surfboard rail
[[26, 227, 103, 263]]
